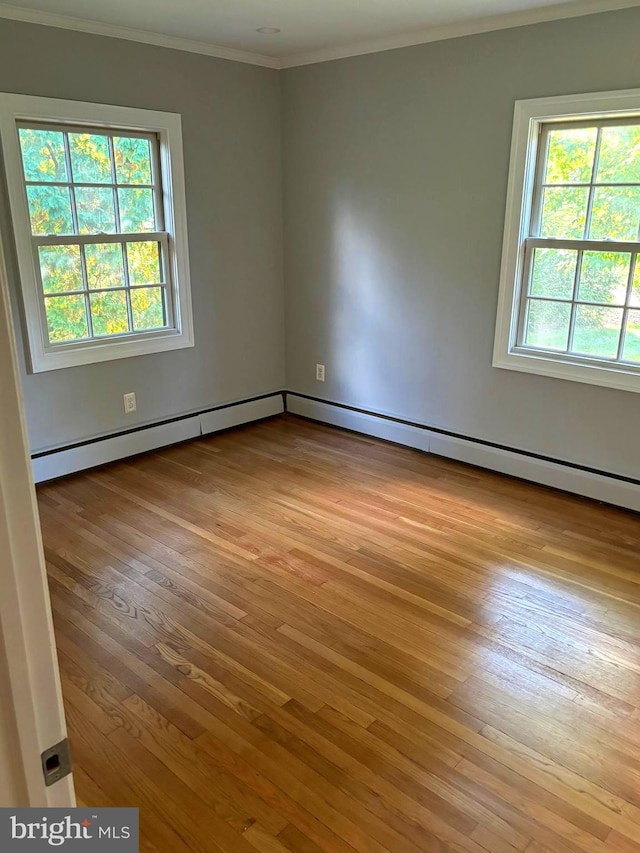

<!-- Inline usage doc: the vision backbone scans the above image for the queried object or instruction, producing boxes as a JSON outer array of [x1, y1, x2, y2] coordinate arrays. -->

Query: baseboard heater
[[31, 388, 640, 512], [286, 392, 640, 514], [31, 392, 284, 483]]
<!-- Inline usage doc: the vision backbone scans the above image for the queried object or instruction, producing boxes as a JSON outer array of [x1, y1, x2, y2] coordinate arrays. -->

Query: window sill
[[30, 327, 194, 373], [493, 347, 640, 393]]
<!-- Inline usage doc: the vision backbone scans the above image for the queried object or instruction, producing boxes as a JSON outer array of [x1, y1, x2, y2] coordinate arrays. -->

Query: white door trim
[[0, 235, 75, 806]]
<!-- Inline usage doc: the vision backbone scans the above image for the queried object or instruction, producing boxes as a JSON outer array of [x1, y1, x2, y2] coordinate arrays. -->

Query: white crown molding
[[279, 0, 640, 68], [0, 2, 280, 68], [0, 0, 637, 70]]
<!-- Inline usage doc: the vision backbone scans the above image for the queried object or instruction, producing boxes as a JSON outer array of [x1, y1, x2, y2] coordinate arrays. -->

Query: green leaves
[[44, 294, 88, 342], [540, 124, 640, 241], [118, 188, 155, 232], [27, 186, 73, 235], [540, 187, 588, 239], [85, 243, 125, 289], [545, 127, 597, 185], [127, 241, 161, 285], [527, 121, 640, 361], [530, 249, 576, 300], [89, 290, 129, 336], [69, 133, 111, 183], [523, 123, 640, 361], [114, 136, 152, 184], [75, 187, 117, 234], [20, 123, 165, 343], [578, 252, 630, 304], [38, 245, 82, 293], [597, 125, 640, 183], [19, 128, 67, 182], [589, 187, 640, 241], [131, 287, 165, 330]]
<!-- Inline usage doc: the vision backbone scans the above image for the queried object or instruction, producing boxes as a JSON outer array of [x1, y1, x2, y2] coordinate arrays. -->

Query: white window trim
[[493, 88, 640, 394], [0, 94, 194, 372]]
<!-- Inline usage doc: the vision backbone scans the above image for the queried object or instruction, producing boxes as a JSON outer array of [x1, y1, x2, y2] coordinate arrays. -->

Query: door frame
[[0, 233, 75, 807]]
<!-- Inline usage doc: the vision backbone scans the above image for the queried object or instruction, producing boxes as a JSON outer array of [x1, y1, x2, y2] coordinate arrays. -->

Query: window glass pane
[[577, 251, 630, 305], [622, 310, 640, 362], [89, 290, 130, 336], [127, 241, 162, 284], [45, 294, 88, 342], [596, 125, 640, 184], [38, 245, 83, 293], [524, 299, 571, 350], [539, 187, 588, 239], [571, 306, 623, 358], [85, 243, 125, 289], [118, 188, 156, 232], [114, 137, 152, 185], [589, 186, 640, 241], [69, 133, 112, 183], [544, 127, 597, 184], [75, 187, 117, 234], [19, 128, 68, 182], [530, 248, 576, 299], [631, 261, 640, 308], [27, 185, 73, 235], [131, 287, 165, 330]]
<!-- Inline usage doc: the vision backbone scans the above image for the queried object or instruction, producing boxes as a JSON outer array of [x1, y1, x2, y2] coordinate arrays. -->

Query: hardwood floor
[[37, 414, 640, 853]]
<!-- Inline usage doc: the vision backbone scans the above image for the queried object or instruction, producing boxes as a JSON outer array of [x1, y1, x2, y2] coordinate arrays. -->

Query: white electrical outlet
[[123, 392, 137, 414], [316, 363, 325, 382]]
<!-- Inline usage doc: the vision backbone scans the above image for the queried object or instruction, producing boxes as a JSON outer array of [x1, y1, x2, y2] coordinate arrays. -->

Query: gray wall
[[4, 9, 640, 474], [0, 19, 284, 453], [282, 7, 640, 479]]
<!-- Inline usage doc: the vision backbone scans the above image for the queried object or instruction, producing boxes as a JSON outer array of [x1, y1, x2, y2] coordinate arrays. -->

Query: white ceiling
[[0, 0, 637, 67]]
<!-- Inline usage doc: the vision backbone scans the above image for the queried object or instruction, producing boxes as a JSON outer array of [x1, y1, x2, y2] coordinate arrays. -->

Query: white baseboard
[[428, 434, 640, 513], [199, 394, 283, 435], [32, 393, 284, 483], [286, 394, 640, 513], [286, 395, 431, 452]]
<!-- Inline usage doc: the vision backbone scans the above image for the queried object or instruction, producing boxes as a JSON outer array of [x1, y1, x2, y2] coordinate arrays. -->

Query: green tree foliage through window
[[18, 125, 168, 344], [525, 122, 640, 362]]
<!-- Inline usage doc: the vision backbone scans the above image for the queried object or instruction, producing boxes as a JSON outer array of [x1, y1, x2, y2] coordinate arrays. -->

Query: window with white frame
[[0, 95, 193, 372], [494, 89, 640, 393]]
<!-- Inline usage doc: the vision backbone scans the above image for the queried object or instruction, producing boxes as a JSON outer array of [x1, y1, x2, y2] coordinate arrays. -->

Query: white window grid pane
[[532, 122, 640, 241], [33, 234, 172, 344], [17, 121, 174, 346], [519, 245, 639, 362], [19, 123, 164, 234], [517, 115, 640, 366]]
